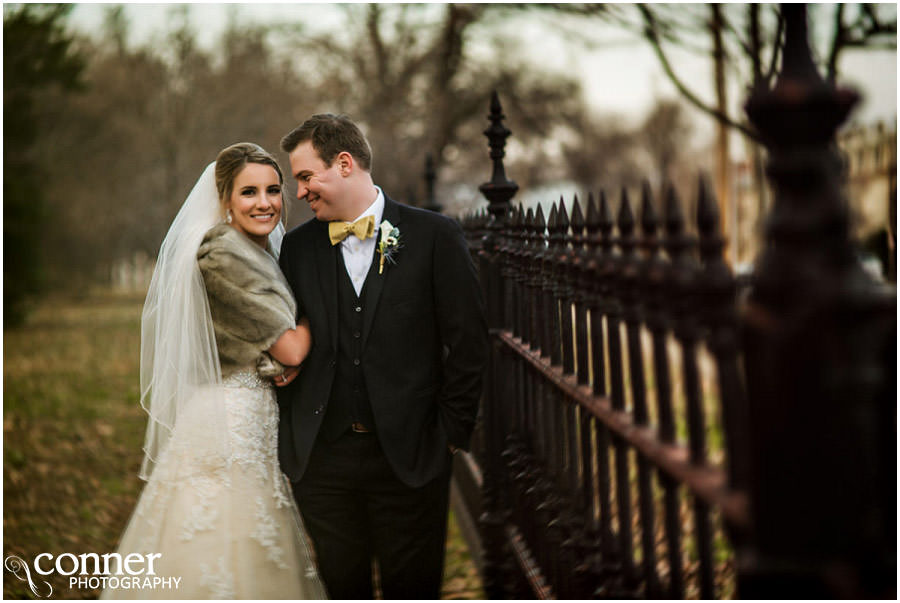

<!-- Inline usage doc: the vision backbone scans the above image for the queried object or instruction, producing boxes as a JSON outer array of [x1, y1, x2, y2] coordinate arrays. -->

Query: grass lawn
[[3, 290, 483, 599]]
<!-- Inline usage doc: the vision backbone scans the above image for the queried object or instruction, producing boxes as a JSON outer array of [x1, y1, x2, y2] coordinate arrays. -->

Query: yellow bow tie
[[328, 215, 375, 245]]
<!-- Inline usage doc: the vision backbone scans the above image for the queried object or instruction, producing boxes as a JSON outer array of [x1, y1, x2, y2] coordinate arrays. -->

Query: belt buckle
[[351, 421, 371, 433]]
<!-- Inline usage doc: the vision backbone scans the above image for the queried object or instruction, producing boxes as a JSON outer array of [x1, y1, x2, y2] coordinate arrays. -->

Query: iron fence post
[[740, 4, 896, 597], [477, 91, 519, 599]]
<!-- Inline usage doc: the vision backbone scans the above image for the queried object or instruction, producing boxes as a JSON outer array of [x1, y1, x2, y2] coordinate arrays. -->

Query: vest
[[320, 248, 379, 441]]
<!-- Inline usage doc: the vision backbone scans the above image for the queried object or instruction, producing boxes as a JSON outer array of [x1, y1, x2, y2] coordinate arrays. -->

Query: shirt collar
[[347, 186, 384, 229]]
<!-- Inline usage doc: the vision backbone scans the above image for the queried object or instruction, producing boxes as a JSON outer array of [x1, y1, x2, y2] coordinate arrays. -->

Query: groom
[[275, 114, 488, 599]]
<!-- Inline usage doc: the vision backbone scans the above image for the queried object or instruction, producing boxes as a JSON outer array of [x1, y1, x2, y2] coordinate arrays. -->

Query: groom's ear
[[336, 151, 354, 177]]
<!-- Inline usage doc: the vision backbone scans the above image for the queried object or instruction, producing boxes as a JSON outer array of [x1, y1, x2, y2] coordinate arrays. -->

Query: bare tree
[[35, 6, 315, 280], [278, 4, 589, 211], [4, 4, 85, 322], [638, 99, 695, 192], [627, 4, 895, 139]]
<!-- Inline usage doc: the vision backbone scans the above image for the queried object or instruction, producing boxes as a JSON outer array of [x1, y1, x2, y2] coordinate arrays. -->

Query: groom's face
[[289, 141, 348, 222]]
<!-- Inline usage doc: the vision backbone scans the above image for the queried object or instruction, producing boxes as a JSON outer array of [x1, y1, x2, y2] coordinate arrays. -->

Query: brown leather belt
[[351, 421, 372, 433]]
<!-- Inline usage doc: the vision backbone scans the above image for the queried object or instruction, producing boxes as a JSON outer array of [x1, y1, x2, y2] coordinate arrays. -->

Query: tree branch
[[748, 3, 763, 89], [763, 7, 784, 89], [827, 3, 846, 83], [366, 4, 388, 84], [638, 4, 758, 141]]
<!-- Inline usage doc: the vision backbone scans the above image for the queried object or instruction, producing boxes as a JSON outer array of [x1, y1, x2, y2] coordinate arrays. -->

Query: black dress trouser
[[292, 430, 451, 599]]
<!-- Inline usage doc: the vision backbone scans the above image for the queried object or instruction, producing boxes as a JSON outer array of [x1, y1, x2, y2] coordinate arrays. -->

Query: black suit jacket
[[276, 196, 488, 488]]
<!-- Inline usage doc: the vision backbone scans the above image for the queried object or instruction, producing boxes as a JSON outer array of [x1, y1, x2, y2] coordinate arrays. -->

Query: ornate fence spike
[[640, 181, 657, 241], [539, 203, 558, 362], [696, 173, 724, 261], [554, 196, 568, 242], [525, 206, 535, 231], [598, 190, 614, 250], [617, 187, 635, 244], [571, 195, 585, 241], [534, 204, 546, 233], [479, 91, 519, 217], [583, 191, 608, 401], [520, 207, 538, 345], [696, 170, 751, 497], [664, 178, 714, 599], [514, 205, 526, 260], [547, 202, 559, 238], [518, 205, 529, 237], [663, 183, 688, 257], [570, 196, 591, 389], [512, 204, 523, 229], [586, 192, 599, 237], [551, 200, 567, 247], [532, 201, 547, 348], [544, 200, 566, 368], [558, 197, 577, 375], [509, 205, 522, 256]]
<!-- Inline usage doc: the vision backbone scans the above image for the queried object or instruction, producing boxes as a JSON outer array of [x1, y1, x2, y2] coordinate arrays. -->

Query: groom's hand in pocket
[[275, 366, 300, 387]]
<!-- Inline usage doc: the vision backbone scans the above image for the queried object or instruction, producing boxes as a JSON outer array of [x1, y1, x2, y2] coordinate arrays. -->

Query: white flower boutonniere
[[377, 220, 401, 274]]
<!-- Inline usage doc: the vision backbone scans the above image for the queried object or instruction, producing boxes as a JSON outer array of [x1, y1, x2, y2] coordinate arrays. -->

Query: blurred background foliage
[[3, 3, 895, 326], [2, 4, 705, 326], [4, 5, 85, 325]]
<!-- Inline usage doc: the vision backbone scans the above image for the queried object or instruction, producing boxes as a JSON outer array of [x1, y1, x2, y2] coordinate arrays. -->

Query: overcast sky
[[66, 3, 897, 133]]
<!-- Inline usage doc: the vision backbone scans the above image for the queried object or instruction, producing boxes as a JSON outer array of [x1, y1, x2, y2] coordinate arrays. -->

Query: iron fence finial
[[640, 182, 657, 232], [739, 4, 895, 598], [479, 91, 519, 220], [617, 188, 635, 239]]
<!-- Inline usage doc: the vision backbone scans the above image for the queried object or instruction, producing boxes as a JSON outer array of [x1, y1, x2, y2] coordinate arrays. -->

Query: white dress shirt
[[339, 186, 384, 296]]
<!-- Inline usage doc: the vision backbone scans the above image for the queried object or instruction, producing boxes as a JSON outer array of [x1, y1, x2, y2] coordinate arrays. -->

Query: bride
[[102, 143, 327, 599]]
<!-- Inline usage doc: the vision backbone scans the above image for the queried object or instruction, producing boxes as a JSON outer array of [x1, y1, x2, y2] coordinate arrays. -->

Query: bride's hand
[[274, 365, 300, 387]]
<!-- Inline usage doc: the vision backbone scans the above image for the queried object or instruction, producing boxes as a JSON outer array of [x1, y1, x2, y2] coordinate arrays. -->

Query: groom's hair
[[280, 114, 372, 172]]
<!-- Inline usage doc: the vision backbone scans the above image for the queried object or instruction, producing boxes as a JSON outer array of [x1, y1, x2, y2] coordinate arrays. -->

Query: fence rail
[[451, 5, 896, 599]]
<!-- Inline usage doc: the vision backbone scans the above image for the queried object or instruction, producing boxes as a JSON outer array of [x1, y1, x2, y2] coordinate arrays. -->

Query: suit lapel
[[312, 220, 339, 351], [361, 197, 401, 349]]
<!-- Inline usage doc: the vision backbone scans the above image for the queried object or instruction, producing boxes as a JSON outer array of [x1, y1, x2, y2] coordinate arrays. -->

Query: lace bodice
[[222, 371, 283, 486]]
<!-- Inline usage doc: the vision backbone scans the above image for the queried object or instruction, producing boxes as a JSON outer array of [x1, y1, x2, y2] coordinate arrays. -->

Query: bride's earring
[[225, 210, 233, 224]]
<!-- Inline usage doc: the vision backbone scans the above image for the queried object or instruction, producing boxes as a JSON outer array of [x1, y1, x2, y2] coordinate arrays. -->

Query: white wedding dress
[[101, 371, 326, 599], [101, 161, 325, 600]]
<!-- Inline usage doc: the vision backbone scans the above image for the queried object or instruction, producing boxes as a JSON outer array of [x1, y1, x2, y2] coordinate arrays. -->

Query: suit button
[[314, 404, 325, 415], [353, 358, 360, 366], [330, 360, 336, 367], [355, 306, 362, 313], [353, 331, 361, 338]]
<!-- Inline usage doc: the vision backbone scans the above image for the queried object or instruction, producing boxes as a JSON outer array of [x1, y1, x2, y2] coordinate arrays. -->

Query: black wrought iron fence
[[451, 5, 895, 599]]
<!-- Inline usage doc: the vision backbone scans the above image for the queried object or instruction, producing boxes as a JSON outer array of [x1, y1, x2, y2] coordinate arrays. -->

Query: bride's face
[[226, 162, 283, 248]]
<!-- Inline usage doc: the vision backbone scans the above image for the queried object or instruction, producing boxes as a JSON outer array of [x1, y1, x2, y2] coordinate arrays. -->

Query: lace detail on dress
[[250, 496, 289, 570], [180, 475, 221, 541], [272, 471, 292, 509], [199, 556, 236, 599], [223, 372, 279, 484]]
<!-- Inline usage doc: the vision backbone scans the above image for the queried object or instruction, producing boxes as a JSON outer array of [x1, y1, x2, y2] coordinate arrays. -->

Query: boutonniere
[[377, 220, 402, 274]]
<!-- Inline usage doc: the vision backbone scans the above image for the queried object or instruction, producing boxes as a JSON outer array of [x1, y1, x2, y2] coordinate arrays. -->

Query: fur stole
[[197, 224, 296, 377]]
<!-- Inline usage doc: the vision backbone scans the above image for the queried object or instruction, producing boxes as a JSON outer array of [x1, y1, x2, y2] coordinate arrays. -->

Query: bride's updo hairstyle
[[214, 142, 285, 217]]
